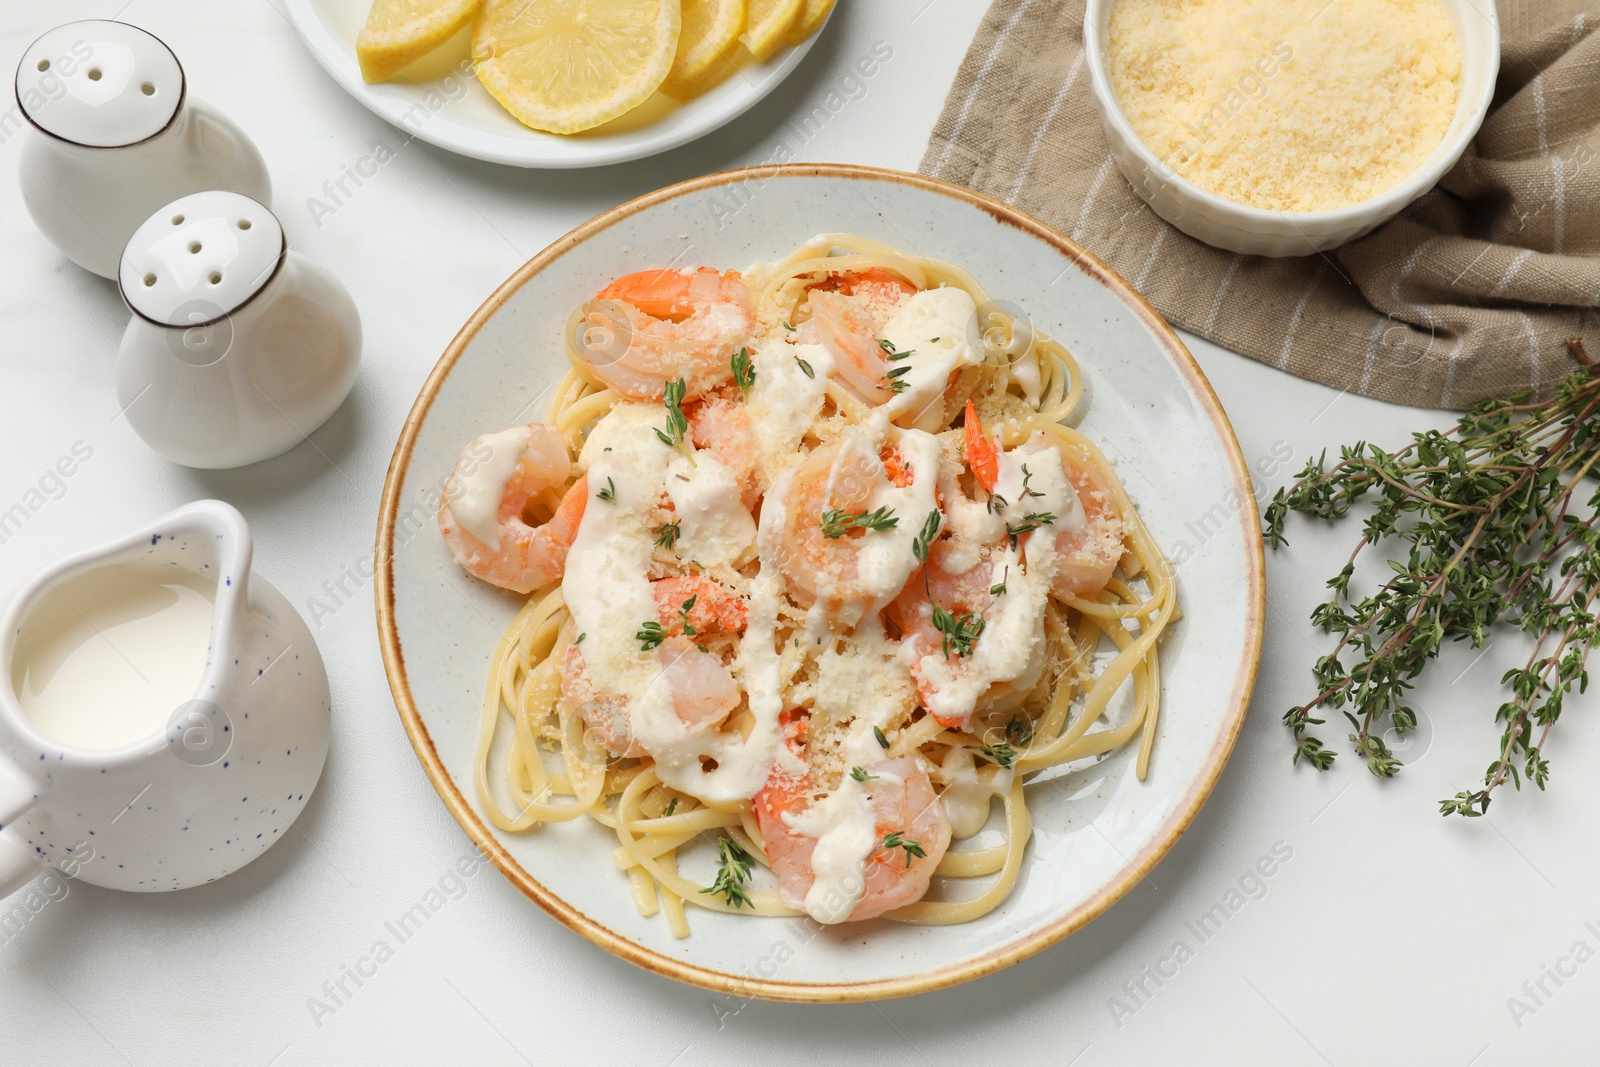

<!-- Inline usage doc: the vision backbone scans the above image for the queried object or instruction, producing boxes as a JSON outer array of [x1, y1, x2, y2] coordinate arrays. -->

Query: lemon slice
[[473, 0, 682, 135], [741, 0, 802, 62], [787, 0, 834, 45], [663, 0, 746, 99], [357, 0, 480, 83]]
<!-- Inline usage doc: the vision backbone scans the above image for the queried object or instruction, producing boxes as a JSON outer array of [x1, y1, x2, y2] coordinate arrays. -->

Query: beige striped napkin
[[921, 0, 1600, 409]]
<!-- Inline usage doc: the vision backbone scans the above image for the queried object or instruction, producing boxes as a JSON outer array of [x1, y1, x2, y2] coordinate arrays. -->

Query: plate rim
[[281, 0, 825, 169], [373, 163, 1267, 1002]]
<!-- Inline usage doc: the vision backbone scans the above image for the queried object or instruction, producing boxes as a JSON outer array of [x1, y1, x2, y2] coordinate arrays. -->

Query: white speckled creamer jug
[[0, 500, 330, 901], [15, 20, 272, 279]]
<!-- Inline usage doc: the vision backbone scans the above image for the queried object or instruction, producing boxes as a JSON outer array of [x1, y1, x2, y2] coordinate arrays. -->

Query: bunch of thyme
[[1263, 340, 1600, 816]]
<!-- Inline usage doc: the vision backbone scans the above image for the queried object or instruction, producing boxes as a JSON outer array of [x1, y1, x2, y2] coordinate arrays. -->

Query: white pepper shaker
[[15, 20, 272, 279], [114, 191, 362, 469]]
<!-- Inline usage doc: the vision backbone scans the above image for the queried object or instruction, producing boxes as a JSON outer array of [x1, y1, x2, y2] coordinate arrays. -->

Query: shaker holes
[[87, 68, 102, 81], [209, 272, 223, 285], [143, 274, 157, 287], [171, 214, 185, 225], [237, 220, 252, 230], [36, 60, 49, 72], [188, 242, 202, 254], [141, 83, 156, 96]]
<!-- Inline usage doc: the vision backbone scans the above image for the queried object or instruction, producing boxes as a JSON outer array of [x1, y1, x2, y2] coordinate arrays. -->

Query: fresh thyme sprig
[[596, 477, 616, 503], [1006, 512, 1056, 546], [1005, 714, 1033, 746], [731, 348, 755, 393], [636, 620, 666, 652], [653, 520, 680, 550], [1266, 340, 1600, 816], [979, 742, 1016, 768], [795, 356, 815, 379], [699, 836, 754, 908], [1020, 463, 1045, 499], [990, 566, 1010, 597], [879, 832, 927, 868], [676, 595, 698, 637], [820, 506, 898, 539], [654, 377, 692, 458], [850, 766, 874, 782], [932, 603, 985, 658], [912, 510, 941, 562]]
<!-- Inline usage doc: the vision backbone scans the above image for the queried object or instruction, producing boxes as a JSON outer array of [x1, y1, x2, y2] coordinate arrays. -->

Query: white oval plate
[[376, 165, 1266, 1001], [283, 0, 827, 168]]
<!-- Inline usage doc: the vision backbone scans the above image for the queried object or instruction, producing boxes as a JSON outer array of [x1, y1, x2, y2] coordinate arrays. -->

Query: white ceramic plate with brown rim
[[375, 163, 1265, 1001], [283, 0, 831, 168]]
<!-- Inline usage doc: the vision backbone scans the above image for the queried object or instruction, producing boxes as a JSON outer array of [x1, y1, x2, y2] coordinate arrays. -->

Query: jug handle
[[0, 761, 42, 900]]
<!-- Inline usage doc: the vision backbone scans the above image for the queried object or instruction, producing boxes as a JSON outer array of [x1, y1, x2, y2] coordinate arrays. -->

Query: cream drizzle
[[450, 426, 531, 548]]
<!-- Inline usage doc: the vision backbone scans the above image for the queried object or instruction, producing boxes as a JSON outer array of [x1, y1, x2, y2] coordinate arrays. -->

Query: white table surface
[[2, 2, 1594, 1065]]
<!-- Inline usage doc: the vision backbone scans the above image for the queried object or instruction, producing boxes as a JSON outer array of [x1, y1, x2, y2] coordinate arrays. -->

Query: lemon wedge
[[787, 0, 834, 45], [663, 0, 746, 99], [357, 0, 480, 83], [741, 0, 802, 62], [473, 0, 682, 134]]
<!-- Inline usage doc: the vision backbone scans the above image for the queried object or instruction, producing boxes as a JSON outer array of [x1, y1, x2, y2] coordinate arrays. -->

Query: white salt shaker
[[114, 191, 363, 469], [15, 20, 272, 279]]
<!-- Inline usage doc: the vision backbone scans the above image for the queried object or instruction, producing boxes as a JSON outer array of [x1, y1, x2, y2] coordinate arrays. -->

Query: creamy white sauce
[[747, 339, 834, 477], [939, 747, 1014, 840], [450, 426, 530, 547], [784, 773, 879, 924], [665, 453, 755, 568], [564, 404, 782, 802], [1011, 352, 1043, 406], [938, 461, 1005, 576], [833, 423, 943, 624], [905, 436, 1081, 727], [908, 543, 1050, 726], [881, 288, 983, 433], [994, 442, 1084, 540]]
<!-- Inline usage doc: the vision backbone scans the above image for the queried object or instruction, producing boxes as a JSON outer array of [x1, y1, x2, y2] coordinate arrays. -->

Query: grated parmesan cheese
[[1108, 0, 1462, 212]]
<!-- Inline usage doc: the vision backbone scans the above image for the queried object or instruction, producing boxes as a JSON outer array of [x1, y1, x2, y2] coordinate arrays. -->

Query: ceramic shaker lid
[[119, 191, 286, 328], [15, 21, 184, 148]]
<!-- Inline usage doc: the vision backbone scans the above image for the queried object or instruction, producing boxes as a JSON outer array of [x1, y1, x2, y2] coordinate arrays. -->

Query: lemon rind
[[741, 0, 803, 63]]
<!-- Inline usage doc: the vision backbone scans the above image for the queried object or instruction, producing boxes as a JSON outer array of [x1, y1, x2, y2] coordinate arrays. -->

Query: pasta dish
[[436, 235, 1176, 933]]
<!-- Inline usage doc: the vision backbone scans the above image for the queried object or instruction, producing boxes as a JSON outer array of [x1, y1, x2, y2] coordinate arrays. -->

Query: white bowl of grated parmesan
[[1084, 0, 1500, 257]]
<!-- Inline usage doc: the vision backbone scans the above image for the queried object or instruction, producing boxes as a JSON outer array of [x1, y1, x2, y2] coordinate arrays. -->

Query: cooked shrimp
[[773, 434, 923, 625], [575, 268, 754, 402], [1038, 438, 1124, 601], [568, 577, 747, 757], [885, 542, 1019, 724], [438, 425, 585, 594], [755, 736, 951, 922], [651, 575, 749, 635], [796, 289, 894, 406], [965, 403, 1123, 601], [686, 396, 763, 509], [811, 267, 919, 303]]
